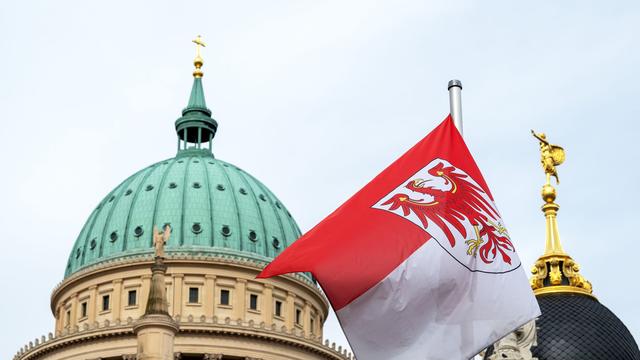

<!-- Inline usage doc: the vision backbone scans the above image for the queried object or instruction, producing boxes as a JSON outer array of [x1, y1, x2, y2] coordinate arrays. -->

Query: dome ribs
[[102, 167, 149, 259], [235, 168, 268, 257], [64, 156, 310, 281], [214, 160, 242, 252], [122, 166, 158, 253], [96, 180, 130, 258], [182, 156, 211, 247], [179, 156, 194, 246], [150, 158, 178, 248], [67, 207, 99, 276], [199, 156, 216, 248], [245, 172, 288, 259]]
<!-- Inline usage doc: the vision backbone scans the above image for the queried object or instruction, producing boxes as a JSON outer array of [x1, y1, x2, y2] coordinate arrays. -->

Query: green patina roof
[[64, 74, 304, 278]]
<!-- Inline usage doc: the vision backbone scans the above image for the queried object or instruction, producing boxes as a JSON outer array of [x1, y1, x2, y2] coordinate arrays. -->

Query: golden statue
[[153, 224, 171, 258], [531, 130, 565, 185]]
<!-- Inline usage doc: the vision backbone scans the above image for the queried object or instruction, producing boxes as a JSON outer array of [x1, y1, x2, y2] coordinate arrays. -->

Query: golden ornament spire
[[529, 131, 594, 298], [192, 35, 206, 78]]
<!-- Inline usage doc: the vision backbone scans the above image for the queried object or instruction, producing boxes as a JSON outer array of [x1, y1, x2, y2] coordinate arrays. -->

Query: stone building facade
[[13, 42, 351, 360]]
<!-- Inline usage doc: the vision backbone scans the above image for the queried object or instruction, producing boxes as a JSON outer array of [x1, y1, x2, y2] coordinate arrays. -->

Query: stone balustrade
[[14, 314, 354, 360]]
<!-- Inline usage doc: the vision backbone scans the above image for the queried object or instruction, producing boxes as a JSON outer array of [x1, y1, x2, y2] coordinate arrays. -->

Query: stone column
[[204, 275, 216, 318], [112, 279, 123, 321], [263, 284, 273, 326], [285, 292, 295, 330], [88, 286, 98, 323], [70, 293, 78, 327], [134, 315, 179, 360], [141, 275, 152, 312], [55, 306, 62, 334], [173, 274, 184, 317], [134, 258, 179, 360], [303, 300, 311, 334], [234, 279, 247, 321]]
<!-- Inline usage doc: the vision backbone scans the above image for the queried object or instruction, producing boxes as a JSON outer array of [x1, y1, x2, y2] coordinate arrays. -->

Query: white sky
[[1, 1, 639, 358]]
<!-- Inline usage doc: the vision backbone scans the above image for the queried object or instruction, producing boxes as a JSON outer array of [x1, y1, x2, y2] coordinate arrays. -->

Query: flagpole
[[448, 79, 463, 135], [449, 78, 476, 359]]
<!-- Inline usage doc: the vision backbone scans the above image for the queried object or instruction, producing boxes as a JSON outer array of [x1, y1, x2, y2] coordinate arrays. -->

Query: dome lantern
[[175, 35, 218, 154]]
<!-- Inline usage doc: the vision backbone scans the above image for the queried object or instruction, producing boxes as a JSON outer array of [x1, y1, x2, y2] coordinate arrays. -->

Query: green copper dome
[[64, 67, 303, 278]]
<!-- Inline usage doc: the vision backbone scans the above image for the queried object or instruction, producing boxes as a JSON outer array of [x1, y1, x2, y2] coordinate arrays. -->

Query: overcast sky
[[1, 0, 639, 358]]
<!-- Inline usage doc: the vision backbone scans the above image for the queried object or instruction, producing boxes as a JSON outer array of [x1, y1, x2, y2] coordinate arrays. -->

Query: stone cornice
[[14, 316, 353, 360], [51, 254, 325, 313], [133, 314, 179, 334], [14, 323, 134, 360]]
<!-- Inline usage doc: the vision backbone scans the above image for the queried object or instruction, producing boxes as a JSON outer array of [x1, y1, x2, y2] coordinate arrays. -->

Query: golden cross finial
[[192, 35, 206, 78]]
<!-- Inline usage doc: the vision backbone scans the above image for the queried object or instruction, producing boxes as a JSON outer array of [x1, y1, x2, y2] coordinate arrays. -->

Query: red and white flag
[[258, 116, 540, 360]]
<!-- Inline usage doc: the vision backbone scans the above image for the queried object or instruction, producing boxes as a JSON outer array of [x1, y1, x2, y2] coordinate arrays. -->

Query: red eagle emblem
[[374, 159, 516, 269]]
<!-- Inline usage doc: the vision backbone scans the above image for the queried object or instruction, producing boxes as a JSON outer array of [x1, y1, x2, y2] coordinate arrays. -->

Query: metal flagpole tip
[[448, 79, 462, 90]]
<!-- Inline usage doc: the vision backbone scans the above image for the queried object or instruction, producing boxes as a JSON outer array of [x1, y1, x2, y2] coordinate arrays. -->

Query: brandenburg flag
[[258, 116, 540, 360]]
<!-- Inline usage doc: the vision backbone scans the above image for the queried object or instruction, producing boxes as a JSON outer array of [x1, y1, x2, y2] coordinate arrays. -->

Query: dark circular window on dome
[[168, 182, 177, 189], [108, 195, 115, 202], [272, 237, 281, 249], [125, 189, 132, 196], [89, 238, 97, 250], [275, 202, 282, 209], [193, 182, 201, 189], [76, 248, 81, 258], [223, 164, 229, 167], [145, 185, 154, 191], [178, 160, 184, 163], [259, 194, 267, 202], [208, 161, 214, 165], [110, 231, 118, 242], [193, 160, 200, 163], [221, 225, 231, 237], [216, 184, 225, 191], [191, 222, 202, 234], [248, 230, 258, 242], [239, 188, 247, 195], [134, 226, 144, 237]]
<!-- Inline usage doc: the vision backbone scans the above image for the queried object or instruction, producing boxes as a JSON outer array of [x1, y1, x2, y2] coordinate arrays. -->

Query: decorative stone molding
[[13, 321, 135, 360], [487, 320, 537, 360], [53, 252, 315, 295], [14, 317, 354, 360], [51, 253, 323, 313]]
